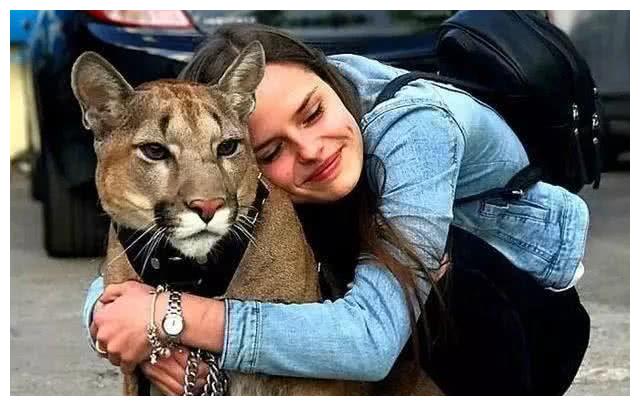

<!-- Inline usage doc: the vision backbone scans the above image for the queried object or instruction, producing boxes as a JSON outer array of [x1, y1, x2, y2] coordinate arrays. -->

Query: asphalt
[[9, 166, 630, 395]]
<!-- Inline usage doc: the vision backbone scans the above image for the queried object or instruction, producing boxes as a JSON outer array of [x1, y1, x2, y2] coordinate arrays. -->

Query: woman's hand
[[92, 280, 157, 373], [140, 346, 209, 395]]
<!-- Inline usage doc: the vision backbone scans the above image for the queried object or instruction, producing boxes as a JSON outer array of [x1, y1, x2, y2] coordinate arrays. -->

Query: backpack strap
[[372, 71, 495, 109], [454, 166, 543, 205]]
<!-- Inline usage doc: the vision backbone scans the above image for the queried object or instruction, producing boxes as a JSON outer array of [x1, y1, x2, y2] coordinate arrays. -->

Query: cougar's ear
[[213, 41, 265, 120], [71, 51, 134, 135]]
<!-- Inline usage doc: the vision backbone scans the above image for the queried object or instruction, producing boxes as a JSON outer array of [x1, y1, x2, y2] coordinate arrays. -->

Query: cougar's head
[[71, 42, 266, 259]]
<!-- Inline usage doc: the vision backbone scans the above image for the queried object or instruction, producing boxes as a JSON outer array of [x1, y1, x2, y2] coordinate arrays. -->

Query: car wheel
[[42, 152, 109, 257], [31, 153, 45, 201]]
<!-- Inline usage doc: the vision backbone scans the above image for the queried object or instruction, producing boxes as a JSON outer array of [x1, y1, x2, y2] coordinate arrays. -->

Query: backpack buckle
[[502, 189, 524, 200]]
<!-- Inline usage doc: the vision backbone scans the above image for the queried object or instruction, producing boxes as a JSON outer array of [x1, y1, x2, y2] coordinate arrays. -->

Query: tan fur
[[72, 44, 441, 396]]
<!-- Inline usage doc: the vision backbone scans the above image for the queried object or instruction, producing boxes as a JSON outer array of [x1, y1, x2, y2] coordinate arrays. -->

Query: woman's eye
[[139, 143, 169, 160], [303, 102, 324, 127], [217, 139, 241, 157], [260, 143, 283, 164]]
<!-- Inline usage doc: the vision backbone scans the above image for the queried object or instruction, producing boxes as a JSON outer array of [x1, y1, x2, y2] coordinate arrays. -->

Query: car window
[[188, 11, 454, 39]]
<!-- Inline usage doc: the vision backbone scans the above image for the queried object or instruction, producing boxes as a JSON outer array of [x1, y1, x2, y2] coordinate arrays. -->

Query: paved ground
[[9, 166, 630, 395], [563, 165, 630, 396]]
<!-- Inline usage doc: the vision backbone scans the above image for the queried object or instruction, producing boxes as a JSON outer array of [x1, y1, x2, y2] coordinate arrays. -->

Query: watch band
[[162, 290, 184, 343]]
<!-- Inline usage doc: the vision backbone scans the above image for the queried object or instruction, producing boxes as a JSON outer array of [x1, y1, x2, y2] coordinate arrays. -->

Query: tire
[[42, 152, 109, 257], [31, 153, 45, 201]]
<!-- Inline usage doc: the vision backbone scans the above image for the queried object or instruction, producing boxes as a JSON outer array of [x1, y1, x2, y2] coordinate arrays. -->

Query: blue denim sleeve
[[82, 276, 104, 351], [221, 261, 412, 381]]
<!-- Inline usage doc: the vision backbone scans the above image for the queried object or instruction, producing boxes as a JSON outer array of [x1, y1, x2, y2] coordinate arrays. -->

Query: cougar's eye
[[217, 139, 241, 158], [139, 143, 169, 161]]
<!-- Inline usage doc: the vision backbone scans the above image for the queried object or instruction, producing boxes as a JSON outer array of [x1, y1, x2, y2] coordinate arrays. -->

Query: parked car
[[25, 10, 452, 257], [548, 10, 630, 166]]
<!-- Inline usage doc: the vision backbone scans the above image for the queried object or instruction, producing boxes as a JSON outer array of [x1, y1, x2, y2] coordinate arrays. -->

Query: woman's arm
[[83, 276, 224, 353], [84, 260, 412, 382], [221, 262, 412, 381]]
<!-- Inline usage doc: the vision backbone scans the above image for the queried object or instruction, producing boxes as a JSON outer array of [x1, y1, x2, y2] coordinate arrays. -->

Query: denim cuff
[[545, 191, 590, 290], [219, 299, 261, 373], [82, 276, 104, 352], [85, 300, 99, 352]]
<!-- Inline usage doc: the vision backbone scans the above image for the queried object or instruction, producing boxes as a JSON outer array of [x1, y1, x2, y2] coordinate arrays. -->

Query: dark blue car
[[26, 10, 452, 257]]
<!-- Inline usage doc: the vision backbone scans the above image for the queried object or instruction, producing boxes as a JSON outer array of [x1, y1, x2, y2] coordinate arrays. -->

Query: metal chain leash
[[182, 349, 201, 396], [202, 350, 229, 395], [182, 349, 229, 396]]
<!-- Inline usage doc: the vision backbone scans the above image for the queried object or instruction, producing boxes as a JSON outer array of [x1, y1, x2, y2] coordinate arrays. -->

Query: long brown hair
[[179, 23, 445, 364]]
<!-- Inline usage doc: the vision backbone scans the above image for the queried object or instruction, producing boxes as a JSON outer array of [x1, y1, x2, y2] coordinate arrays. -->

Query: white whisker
[[134, 226, 164, 262], [107, 222, 158, 268], [237, 215, 259, 232], [231, 224, 251, 243], [229, 228, 244, 245], [140, 227, 166, 278], [233, 220, 257, 247], [237, 205, 259, 217]]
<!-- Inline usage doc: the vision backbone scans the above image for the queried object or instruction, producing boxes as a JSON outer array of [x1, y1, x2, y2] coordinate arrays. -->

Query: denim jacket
[[83, 54, 589, 382]]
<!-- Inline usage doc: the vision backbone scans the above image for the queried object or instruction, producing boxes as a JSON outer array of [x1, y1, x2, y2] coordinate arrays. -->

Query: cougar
[[71, 42, 441, 396]]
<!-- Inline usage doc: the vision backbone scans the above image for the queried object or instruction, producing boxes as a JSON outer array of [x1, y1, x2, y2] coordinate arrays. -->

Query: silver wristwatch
[[162, 290, 185, 344]]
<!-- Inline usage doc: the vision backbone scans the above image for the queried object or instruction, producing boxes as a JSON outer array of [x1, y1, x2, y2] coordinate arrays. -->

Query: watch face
[[163, 315, 184, 336]]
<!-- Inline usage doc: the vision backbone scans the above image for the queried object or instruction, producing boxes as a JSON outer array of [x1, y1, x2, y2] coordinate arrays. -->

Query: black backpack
[[374, 11, 603, 194]]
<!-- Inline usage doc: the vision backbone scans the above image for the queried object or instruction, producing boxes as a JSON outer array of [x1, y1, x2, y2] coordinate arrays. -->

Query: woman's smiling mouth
[[304, 149, 342, 184]]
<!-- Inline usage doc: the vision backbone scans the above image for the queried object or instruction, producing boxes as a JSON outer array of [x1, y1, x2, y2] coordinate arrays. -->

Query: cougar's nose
[[188, 198, 225, 223]]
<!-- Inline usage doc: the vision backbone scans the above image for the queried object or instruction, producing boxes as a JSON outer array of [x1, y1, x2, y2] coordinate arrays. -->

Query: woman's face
[[248, 62, 363, 204]]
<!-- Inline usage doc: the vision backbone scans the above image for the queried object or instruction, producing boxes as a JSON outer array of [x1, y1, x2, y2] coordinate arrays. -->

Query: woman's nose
[[296, 136, 323, 163]]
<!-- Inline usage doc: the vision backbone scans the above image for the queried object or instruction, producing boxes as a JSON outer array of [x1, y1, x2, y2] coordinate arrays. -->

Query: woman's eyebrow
[[254, 86, 319, 153], [294, 86, 319, 118]]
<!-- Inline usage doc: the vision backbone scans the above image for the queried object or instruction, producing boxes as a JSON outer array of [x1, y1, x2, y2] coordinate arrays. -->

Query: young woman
[[83, 23, 590, 395]]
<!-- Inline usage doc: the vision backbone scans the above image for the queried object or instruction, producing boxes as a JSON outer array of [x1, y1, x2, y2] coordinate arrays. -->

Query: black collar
[[114, 177, 270, 298]]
